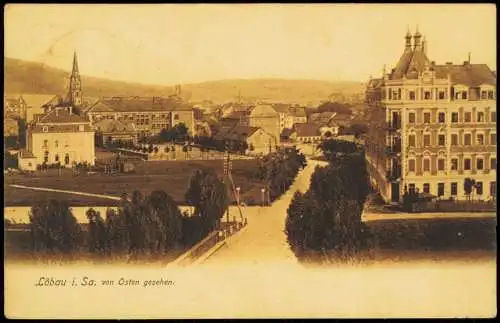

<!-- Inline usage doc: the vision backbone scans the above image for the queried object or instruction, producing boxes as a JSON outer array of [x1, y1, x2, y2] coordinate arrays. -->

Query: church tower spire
[[68, 51, 83, 108]]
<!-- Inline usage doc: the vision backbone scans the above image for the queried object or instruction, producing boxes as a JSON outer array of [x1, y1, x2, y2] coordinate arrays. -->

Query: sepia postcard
[[3, 3, 497, 319]]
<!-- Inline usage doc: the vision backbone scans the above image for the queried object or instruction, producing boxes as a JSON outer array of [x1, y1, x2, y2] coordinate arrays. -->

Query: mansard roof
[[433, 63, 496, 87]]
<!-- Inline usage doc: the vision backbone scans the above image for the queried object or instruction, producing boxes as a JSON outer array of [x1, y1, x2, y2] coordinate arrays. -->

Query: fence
[[412, 200, 497, 213]]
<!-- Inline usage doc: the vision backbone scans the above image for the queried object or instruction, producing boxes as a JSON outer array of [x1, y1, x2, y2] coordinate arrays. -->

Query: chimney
[[468, 52, 471, 63], [69, 106, 73, 115], [55, 108, 58, 117]]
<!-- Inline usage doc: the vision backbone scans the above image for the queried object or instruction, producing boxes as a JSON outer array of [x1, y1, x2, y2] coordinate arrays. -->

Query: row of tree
[[254, 147, 307, 203], [27, 168, 229, 260], [285, 139, 372, 263]]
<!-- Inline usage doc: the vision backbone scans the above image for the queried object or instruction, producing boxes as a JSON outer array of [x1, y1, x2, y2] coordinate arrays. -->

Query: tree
[[86, 208, 107, 256], [185, 168, 229, 236], [29, 199, 83, 255], [345, 123, 369, 138], [17, 118, 27, 147], [285, 144, 371, 264]]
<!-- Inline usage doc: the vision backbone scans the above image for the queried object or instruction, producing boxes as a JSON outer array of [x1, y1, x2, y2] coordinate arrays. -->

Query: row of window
[[42, 140, 69, 149], [408, 181, 496, 197], [42, 125, 85, 133], [407, 156, 497, 173], [43, 151, 71, 165], [407, 110, 496, 124], [407, 132, 497, 147], [388, 88, 495, 101]]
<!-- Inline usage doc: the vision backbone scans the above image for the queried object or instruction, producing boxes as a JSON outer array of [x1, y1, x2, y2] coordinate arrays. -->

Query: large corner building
[[365, 28, 496, 203]]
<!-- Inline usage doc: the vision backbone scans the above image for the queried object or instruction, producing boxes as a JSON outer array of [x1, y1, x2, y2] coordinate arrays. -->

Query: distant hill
[[4, 57, 365, 104]]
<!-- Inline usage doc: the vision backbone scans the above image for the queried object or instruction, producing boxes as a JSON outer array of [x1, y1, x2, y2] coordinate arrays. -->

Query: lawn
[[4, 159, 265, 206]]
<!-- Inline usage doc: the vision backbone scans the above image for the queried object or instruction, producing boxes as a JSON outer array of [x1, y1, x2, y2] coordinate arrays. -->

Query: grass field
[[4, 159, 265, 206]]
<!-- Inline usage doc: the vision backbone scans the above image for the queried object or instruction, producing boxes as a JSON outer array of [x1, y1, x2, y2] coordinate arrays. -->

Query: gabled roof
[[37, 108, 90, 124]]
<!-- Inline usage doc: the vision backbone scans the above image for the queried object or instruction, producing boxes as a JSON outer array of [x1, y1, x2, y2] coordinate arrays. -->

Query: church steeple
[[68, 51, 82, 108]]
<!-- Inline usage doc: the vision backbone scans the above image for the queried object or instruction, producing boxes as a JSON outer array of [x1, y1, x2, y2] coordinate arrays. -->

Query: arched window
[[65, 154, 70, 165], [55, 154, 59, 163]]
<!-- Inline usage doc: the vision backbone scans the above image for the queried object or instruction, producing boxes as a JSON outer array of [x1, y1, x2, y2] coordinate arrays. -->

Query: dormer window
[[409, 91, 416, 100], [43, 126, 48, 133], [479, 85, 495, 100], [424, 91, 432, 100], [438, 90, 446, 100], [454, 85, 469, 100]]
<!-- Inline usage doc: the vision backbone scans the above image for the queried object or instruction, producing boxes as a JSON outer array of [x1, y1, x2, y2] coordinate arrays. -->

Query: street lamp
[[261, 188, 266, 206], [236, 187, 241, 206]]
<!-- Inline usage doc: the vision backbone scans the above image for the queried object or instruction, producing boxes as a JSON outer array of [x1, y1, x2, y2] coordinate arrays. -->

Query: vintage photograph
[[3, 3, 496, 319]]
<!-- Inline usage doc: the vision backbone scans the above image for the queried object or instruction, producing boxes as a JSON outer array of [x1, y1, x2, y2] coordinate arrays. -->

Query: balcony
[[385, 121, 401, 132], [385, 143, 402, 155]]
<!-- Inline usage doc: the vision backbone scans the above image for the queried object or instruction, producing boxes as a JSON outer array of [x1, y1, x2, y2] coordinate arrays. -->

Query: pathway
[[201, 159, 327, 266]]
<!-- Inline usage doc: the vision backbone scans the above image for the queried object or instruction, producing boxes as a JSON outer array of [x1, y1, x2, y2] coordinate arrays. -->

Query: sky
[[4, 4, 497, 86]]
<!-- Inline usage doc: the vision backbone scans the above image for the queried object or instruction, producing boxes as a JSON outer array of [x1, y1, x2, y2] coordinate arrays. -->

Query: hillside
[[4, 57, 365, 104]]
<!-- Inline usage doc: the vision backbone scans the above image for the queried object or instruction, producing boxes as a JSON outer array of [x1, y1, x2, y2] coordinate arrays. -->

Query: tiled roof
[[37, 108, 90, 124], [88, 97, 194, 113], [213, 125, 261, 141], [93, 119, 136, 133], [272, 103, 291, 114], [433, 63, 496, 87], [294, 123, 321, 137], [392, 50, 414, 79], [390, 47, 431, 80], [226, 110, 250, 119]]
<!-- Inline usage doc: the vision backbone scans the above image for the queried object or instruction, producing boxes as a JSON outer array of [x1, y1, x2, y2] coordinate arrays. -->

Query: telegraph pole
[[222, 141, 246, 234]]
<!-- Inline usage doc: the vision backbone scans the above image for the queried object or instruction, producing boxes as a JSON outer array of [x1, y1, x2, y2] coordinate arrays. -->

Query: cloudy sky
[[4, 4, 496, 85]]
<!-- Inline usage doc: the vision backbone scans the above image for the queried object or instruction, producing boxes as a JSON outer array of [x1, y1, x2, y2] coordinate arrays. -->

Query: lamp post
[[236, 187, 241, 206], [261, 188, 266, 206]]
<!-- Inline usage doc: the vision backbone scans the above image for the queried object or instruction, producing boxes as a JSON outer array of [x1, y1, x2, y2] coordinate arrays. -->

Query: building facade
[[93, 118, 138, 146], [86, 96, 195, 137], [365, 29, 497, 203], [19, 52, 96, 169], [25, 106, 96, 167]]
